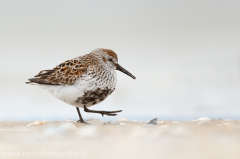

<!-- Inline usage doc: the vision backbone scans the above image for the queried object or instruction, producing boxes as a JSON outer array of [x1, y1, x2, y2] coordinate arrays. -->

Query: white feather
[[38, 70, 117, 108]]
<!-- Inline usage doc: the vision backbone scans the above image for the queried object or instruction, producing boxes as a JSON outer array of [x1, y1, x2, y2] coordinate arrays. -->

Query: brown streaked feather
[[34, 70, 55, 78], [26, 53, 99, 85], [102, 56, 107, 63], [27, 78, 58, 85]]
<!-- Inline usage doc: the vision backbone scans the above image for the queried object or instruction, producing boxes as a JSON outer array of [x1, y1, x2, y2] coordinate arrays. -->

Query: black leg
[[76, 107, 88, 124], [84, 105, 122, 117]]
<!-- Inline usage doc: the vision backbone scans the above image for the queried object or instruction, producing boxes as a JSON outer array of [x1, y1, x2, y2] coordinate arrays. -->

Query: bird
[[26, 48, 136, 124]]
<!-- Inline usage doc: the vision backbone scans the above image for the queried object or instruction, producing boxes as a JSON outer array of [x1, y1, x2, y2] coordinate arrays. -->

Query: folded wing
[[26, 58, 89, 85]]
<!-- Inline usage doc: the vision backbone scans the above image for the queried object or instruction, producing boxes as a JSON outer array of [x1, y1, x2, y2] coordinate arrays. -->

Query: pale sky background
[[0, 0, 240, 121]]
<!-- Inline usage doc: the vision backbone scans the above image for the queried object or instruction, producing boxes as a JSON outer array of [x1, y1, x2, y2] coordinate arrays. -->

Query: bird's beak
[[116, 64, 136, 79]]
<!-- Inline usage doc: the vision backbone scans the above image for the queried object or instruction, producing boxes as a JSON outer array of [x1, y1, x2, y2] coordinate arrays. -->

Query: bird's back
[[27, 51, 102, 85]]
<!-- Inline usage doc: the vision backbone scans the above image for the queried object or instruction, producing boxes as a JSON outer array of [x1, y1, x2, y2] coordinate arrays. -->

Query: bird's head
[[101, 49, 136, 80]]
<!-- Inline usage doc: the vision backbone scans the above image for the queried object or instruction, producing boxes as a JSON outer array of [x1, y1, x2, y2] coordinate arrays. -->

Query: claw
[[83, 106, 123, 117], [105, 113, 117, 116]]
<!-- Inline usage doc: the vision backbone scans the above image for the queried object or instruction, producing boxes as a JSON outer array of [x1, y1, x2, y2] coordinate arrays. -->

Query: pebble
[[146, 118, 157, 126], [132, 120, 138, 122], [158, 121, 165, 124], [116, 118, 128, 122], [27, 121, 45, 127], [148, 118, 158, 125], [197, 120, 212, 126], [145, 118, 158, 127], [120, 123, 126, 125], [197, 117, 211, 121], [103, 121, 120, 125]]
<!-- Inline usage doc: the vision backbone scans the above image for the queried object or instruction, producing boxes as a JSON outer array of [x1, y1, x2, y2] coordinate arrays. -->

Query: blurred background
[[0, 0, 240, 121]]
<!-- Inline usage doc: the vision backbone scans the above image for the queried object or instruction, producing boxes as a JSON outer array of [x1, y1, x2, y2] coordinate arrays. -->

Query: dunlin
[[26, 48, 136, 123]]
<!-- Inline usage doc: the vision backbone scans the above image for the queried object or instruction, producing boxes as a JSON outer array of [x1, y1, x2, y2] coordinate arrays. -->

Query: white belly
[[38, 72, 117, 108]]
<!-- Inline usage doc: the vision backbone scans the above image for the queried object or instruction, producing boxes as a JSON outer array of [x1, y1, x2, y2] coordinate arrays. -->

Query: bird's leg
[[83, 105, 122, 117], [76, 107, 89, 124]]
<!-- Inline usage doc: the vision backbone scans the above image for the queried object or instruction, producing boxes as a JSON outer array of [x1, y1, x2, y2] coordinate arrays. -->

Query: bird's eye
[[109, 59, 113, 61]]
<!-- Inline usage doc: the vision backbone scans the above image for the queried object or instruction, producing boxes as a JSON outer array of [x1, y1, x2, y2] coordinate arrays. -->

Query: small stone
[[132, 120, 138, 122], [120, 123, 126, 125], [158, 121, 165, 124], [31, 121, 45, 126], [172, 122, 180, 124], [211, 118, 222, 121], [103, 121, 120, 125], [197, 117, 211, 121], [161, 125, 170, 128], [145, 118, 158, 127], [116, 118, 128, 122], [42, 120, 49, 123], [147, 118, 158, 125], [197, 120, 212, 126]]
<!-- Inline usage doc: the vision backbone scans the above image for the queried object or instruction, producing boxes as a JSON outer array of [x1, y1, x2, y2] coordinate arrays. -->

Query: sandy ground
[[0, 119, 240, 159]]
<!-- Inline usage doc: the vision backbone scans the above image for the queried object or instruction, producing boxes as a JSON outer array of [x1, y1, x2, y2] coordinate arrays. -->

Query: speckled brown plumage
[[26, 48, 136, 124], [29, 51, 102, 85]]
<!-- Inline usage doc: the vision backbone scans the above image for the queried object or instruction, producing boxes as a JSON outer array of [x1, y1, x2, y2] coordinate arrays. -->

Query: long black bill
[[116, 64, 136, 79]]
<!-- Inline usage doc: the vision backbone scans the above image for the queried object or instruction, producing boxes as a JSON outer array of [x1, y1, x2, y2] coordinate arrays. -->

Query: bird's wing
[[27, 57, 91, 85]]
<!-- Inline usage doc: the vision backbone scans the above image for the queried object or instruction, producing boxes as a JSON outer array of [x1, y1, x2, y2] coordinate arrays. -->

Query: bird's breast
[[74, 68, 117, 107]]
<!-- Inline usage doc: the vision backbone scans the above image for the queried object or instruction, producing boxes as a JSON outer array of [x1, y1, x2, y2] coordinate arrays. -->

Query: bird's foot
[[77, 120, 96, 125], [99, 110, 123, 117], [77, 120, 90, 124], [83, 106, 122, 117]]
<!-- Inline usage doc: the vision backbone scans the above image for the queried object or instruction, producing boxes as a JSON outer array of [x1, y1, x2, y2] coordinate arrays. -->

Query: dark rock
[[145, 118, 158, 126]]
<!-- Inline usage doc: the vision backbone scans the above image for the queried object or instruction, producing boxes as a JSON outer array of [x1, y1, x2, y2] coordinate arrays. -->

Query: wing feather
[[26, 53, 97, 85]]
